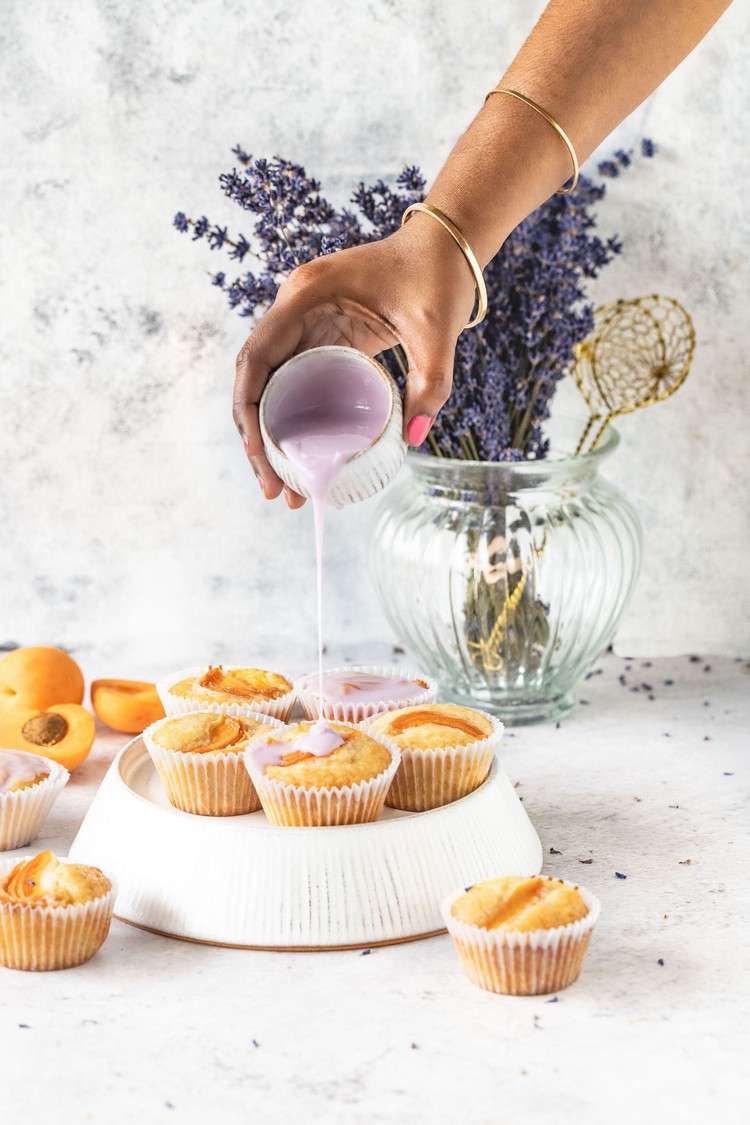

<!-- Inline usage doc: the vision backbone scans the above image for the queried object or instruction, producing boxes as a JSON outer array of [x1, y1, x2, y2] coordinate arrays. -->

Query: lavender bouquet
[[174, 141, 655, 462]]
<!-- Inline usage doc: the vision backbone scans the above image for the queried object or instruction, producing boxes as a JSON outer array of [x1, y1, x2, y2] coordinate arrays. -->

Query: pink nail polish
[[242, 436, 248, 450], [407, 414, 433, 447], [257, 476, 265, 491]]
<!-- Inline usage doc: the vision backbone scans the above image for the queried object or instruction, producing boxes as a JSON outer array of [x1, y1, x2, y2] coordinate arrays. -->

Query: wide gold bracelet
[[484, 87, 579, 195], [401, 202, 488, 330]]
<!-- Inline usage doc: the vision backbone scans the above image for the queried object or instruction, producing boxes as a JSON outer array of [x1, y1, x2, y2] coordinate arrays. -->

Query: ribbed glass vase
[[369, 419, 642, 724]]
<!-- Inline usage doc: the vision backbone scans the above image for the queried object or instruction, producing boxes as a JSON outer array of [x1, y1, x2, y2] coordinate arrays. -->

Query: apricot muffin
[[0, 749, 69, 852], [158, 664, 295, 722], [367, 703, 502, 812], [0, 850, 115, 971], [245, 720, 400, 826], [294, 665, 437, 724], [444, 876, 601, 995], [144, 711, 283, 816]]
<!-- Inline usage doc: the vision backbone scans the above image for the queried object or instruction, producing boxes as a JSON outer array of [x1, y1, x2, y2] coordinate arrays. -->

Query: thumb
[[401, 334, 456, 447]]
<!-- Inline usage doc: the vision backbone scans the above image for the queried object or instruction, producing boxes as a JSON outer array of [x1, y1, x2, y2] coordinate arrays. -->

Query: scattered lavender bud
[[550, 847, 562, 855], [615, 872, 628, 880], [657, 958, 665, 966]]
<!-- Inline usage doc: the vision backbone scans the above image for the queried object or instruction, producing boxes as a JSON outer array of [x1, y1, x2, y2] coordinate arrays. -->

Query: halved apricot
[[0, 646, 84, 710], [90, 679, 165, 734], [0, 703, 95, 771]]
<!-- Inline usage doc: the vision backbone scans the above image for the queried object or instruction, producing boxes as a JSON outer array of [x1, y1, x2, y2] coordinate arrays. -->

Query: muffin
[[144, 711, 283, 816], [0, 850, 115, 971], [0, 749, 69, 851], [294, 665, 438, 724], [443, 875, 600, 995], [157, 664, 295, 722], [367, 703, 502, 811], [245, 720, 400, 826]]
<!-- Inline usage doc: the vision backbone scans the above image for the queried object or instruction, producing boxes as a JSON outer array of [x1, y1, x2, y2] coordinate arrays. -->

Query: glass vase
[[369, 418, 642, 724]]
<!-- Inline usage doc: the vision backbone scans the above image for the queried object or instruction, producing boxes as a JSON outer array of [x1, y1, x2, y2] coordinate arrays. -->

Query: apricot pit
[[0, 703, 95, 771]]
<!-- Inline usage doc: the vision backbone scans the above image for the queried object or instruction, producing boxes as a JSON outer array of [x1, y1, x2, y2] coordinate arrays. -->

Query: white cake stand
[[69, 737, 542, 950]]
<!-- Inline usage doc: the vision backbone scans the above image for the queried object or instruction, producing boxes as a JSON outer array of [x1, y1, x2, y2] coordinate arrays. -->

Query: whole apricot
[[0, 703, 95, 771], [0, 646, 84, 710], [91, 679, 165, 734]]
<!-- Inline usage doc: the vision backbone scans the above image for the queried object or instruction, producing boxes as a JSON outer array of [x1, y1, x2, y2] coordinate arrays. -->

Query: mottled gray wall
[[1, 0, 748, 676]]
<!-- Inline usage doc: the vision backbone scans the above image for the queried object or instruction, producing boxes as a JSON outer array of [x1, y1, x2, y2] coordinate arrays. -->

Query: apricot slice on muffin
[[0, 703, 95, 771], [91, 679, 165, 734], [0, 646, 84, 710]]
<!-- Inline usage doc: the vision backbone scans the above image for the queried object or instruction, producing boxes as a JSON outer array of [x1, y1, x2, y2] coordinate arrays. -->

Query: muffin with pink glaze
[[245, 720, 400, 827], [0, 750, 69, 851], [294, 665, 437, 724]]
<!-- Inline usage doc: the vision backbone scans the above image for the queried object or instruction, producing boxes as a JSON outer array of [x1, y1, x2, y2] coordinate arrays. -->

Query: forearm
[[425, 0, 732, 267]]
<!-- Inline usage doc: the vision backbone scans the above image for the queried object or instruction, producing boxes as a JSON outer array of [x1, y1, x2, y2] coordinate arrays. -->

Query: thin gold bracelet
[[484, 87, 579, 195], [401, 202, 488, 330]]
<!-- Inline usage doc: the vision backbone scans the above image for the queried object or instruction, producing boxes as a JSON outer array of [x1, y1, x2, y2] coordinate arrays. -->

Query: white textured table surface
[[2, 652, 748, 1125]]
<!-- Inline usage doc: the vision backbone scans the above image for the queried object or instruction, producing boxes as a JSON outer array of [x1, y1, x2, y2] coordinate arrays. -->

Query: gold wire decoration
[[573, 294, 696, 455]]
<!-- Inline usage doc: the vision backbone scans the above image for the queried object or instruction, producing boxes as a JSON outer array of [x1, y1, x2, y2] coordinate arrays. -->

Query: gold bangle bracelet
[[484, 87, 579, 195], [401, 202, 488, 330]]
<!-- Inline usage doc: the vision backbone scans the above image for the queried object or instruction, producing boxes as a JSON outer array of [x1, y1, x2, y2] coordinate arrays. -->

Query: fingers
[[234, 296, 306, 502], [401, 332, 457, 447]]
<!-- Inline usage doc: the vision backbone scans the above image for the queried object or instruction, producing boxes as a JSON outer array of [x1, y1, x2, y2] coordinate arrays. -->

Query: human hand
[[233, 214, 476, 506]]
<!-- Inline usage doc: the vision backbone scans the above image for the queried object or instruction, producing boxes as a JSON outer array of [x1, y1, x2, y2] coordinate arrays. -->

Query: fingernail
[[407, 414, 433, 447], [242, 436, 248, 451], [257, 476, 265, 491], [284, 488, 293, 508]]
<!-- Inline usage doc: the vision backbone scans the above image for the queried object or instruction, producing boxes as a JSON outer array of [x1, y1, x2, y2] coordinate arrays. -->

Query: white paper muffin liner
[[367, 707, 503, 812], [442, 880, 601, 995], [156, 665, 297, 723], [245, 726, 401, 827], [294, 665, 438, 725], [0, 760, 69, 852], [144, 712, 286, 816], [0, 857, 116, 971], [259, 347, 407, 509]]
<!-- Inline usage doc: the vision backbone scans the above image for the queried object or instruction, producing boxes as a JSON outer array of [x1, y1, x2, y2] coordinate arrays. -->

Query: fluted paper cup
[[144, 712, 285, 816], [156, 665, 296, 723], [259, 346, 406, 509], [245, 727, 401, 827], [294, 665, 438, 725], [369, 707, 503, 812], [442, 880, 601, 995], [0, 760, 69, 852], [0, 857, 115, 971]]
